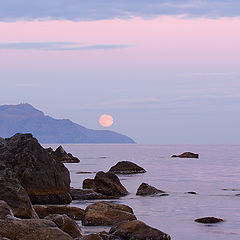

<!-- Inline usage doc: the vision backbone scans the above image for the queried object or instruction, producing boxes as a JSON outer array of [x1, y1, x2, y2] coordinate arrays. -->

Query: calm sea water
[[44, 144, 240, 240]]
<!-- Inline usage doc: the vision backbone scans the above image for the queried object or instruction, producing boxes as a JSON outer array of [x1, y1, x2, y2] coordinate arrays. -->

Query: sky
[[0, 0, 240, 143]]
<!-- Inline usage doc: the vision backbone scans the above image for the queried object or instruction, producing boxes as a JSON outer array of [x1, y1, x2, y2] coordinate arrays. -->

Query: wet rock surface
[[171, 152, 199, 158], [109, 220, 171, 240], [48, 146, 80, 163], [83, 171, 128, 197], [82, 201, 136, 226], [136, 183, 165, 196], [109, 161, 146, 174], [194, 217, 224, 224], [34, 205, 84, 220], [45, 214, 83, 238], [0, 134, 71, 205]]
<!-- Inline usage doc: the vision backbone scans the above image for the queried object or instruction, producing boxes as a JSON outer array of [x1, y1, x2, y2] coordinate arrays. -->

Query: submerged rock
[[70, 188, 115, 200], [171, 152, 199, 158], [83, 171, 128, 197], [82, 201, 136, 226], [33, 205, 84, 220], [48, 146, 80, 163], [45, 214, 83, 238], [109, 220, 171, 240], [0, 134, 71, 205], [136, 183, 165, 196], [109, 161, 146, 174], [194, 217, 224, 224]]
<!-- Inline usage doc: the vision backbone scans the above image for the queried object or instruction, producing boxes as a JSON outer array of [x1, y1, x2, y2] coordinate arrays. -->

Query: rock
[[194, 217, 224, 224], [0, 218, 73, 240], [33, 205, 84, 220], [70, 188, 115, 200], [83, 171, 128, 197], [109, 161, 146, 174], [48, 146, 80, 163], [45, 214, 83, 238], [0, 169, 38, 219], [109, 220, 171, 240], [136, 183, 165, 196], [0, 201, 13, 219], [82, 234, 103, 240], [171, 152, 199, 158], [82, 201, 136, 226], [186, 191, 197, 195], [83, 178, 95, 189], [0, 133, 71, 204]]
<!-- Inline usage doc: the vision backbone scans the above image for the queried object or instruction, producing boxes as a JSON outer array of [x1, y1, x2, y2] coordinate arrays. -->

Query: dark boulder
[[33, 205, 84, 220], [109, 161, 146, 174], [136, 183, 165, 196], [48, 146, 80, 163], [83, 178, 95, 189], [194, 217, 224, 224], [83, 171, 128, 197], [0, 134, 71, 204], [45, 214, 83, 238], [109, 220, 171, 240], [0, 168, 38, 219], [0, 201, 13, 219], [70, 188, 115, 200], [171, 152, 199, 158], [82, 201, 136, 226], [82, 234, 103, 240]]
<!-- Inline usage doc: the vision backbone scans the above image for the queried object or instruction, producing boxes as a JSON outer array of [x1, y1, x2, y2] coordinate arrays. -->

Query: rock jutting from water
[[194, 217, 224, 224], [47, 145, 80, 163], [109, 161, 146, 174], [109, 220, 171, 240], [136, 183, 166, 196], [171, 152, 199, 158], [82, 201, 137, 226], [0, 133, 72, 205], [82, 171, 128, 197]]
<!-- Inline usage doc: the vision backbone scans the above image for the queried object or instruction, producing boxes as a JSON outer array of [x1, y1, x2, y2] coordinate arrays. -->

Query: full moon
[[99, 114, 114, 127]]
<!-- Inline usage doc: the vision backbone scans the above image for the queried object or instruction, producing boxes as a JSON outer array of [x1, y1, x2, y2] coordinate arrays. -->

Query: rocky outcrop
[[82, 201, 136, 226], [82, 234, 103, 240], [0, 168, 38, 219], [83, 171, 128, 197], [194, 217, 224, 224], [171, 152, 199, 158], [0, 201, 13, 219], [0, 134, 71, 204], [109, 161, 146, 174], [70, 188, 115, 200], [109, 220, 171, 240], [136, 183, 166, 196], [33, 205, 84, 220], [45, 214, 83, 238], [48, 146, 80, 163], [83, 179, 95, 189]]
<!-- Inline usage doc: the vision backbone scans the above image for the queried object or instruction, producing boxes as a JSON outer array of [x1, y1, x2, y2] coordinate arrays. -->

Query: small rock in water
[[136, 183, 165, 196], [186, 191, 197, 195], [171, 152, 199, 158], [109, 161, 146, 174], [194, 217, 224, 224]]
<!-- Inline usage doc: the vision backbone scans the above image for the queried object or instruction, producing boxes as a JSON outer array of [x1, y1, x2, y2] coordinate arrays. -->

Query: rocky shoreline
[[0, 134, 226, 239]]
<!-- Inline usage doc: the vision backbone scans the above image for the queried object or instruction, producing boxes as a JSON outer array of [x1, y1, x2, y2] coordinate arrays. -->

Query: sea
[[43, 144, 240, 240]]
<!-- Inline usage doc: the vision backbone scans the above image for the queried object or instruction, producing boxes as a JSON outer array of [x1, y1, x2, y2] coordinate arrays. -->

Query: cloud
[[0, 42, 130, 51], [0, 0, 240, 21]]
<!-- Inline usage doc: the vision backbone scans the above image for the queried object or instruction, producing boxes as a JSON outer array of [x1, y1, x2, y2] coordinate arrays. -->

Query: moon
[[99, 114, 114, 127]]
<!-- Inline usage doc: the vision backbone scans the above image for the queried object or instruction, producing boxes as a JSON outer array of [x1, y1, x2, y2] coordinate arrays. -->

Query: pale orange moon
[[99, 114, 114, 127]]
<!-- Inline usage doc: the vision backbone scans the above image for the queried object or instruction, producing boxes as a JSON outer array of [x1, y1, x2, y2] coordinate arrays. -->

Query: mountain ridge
[[0, 103, 135, 143]]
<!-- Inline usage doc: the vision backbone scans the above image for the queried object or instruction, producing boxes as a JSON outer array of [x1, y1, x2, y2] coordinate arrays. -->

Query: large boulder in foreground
[[194, 217, 224, 224], [83, 171, 128, 197], [109, 220, 171, 240], [82, 201, 136, 226], [0, 168, 38, 219], [0, 134, 71, 204], [48, 146, 80, 163], [171, 152, 199, 158], [45, 214, 83, 239], [136, 183, 166, 196], [109, 161, 146, 174], [33, 205, 84, 220]]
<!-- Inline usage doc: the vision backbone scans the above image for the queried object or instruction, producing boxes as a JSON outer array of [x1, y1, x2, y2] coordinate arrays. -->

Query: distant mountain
[[0, 104, 135, 143]]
